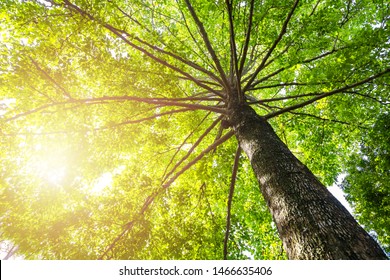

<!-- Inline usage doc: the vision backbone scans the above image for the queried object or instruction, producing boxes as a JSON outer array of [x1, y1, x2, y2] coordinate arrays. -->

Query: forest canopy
[[0, 0, 389, 259]]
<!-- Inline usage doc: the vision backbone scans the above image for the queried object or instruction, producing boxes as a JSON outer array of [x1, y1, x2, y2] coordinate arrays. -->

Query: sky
[[328, 185, 353, 214]]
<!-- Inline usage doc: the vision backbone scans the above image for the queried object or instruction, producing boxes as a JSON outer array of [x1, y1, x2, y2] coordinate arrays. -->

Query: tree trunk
[[229, 104, 388, 259]]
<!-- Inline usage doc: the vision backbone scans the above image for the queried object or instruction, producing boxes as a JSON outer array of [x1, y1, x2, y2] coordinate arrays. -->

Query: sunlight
[[20, 138, 75, 188], [0, 98, 15, 116], [30, 151, 69, 187], [92, 172, 113, 194], [37, 163, 67, 186], [91, 165, 126, 194]]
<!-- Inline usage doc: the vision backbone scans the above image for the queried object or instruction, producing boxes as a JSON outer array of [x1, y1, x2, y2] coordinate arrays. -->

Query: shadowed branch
[[224, 146, 241, 260]]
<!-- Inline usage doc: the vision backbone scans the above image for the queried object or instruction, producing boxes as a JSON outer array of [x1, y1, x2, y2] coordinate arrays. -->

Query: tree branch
[[3, 244, 19, 260], [243, 0, 300, 92], [250, 81, 328, 91], [247, 47, 344, 91], [184, 0, 229, 88], [162, 130, 234, 189], [114, 4, 152, 33], [175, 0, 217, 72], [265, 68, 390, 119], [2, 108, 193, 136], [347, 90, 390, 105], [162, 115, 223, 183], [129, 31, 223, 85], [248, 67, 286, 89], [246, 92, 322, 104], [162, 112, 212, 179], [5, 95, 226, 122], [226, 0, 245, 103], [99, 129, 234, 259], [287, 111, 369, 129], [309, 0, 321, 17], [98, 189, 161, 260], [223, 146, 241, 260], [238, 0, 255, 77], [61, 0, 224, 97], [103, 108, 192, 129], [29, 57, 72, 99], [226, 0, 237, 79], [103, 25, 224, 98], [301, 48, 344, 64]]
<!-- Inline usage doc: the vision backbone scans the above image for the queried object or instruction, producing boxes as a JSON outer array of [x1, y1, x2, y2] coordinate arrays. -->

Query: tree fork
[[229, 104, 387, 259]]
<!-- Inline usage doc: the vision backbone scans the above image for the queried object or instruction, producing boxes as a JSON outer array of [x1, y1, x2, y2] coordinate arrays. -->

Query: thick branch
[[226, 0, 245, 103], [226, 0, 238, 78]]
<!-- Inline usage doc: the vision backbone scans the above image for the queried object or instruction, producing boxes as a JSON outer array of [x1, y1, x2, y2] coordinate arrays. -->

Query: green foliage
[[341, 113, 390, 254], [0, 0, 388, 259]]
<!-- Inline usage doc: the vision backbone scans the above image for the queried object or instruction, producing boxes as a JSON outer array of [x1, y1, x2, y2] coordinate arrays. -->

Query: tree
[[341, 113, 390, 254], [0, 0, 388, 259]]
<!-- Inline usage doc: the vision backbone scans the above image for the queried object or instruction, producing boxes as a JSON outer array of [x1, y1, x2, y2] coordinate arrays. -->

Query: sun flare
[[22, 140, 73, 188]]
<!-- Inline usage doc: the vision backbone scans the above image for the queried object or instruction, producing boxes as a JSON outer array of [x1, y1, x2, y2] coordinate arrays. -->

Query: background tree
[[341, 113, 390, 254], [0, 0, 388, 259]]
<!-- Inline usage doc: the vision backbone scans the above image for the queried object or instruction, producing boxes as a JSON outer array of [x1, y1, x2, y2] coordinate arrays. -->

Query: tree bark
[[229, 104, 388, 259]]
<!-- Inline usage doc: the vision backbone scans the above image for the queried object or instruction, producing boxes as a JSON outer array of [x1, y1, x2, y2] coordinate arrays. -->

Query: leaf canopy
[[0, 0, 389, 259]]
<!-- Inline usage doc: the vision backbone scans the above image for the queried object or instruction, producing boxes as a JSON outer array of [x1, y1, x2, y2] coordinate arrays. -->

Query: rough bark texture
[[229, 104, 388, 259]]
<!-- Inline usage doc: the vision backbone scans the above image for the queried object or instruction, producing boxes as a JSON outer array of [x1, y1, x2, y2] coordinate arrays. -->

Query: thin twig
[[265, 68, 390, 119], [287, 111, 369, 129], [29, 57, 72, 99], [162, 130, 234, 189], [5, 95, 226, 122], [162, 112, 213, 180], [184, 0, 229, 88], [243, 0, 300, 92], [163, 115, 223, 183], [238, 0, 255, 77], [223, 146, 241, 260], [99, 130, 234, 259], [62, 0, 224, 97]]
